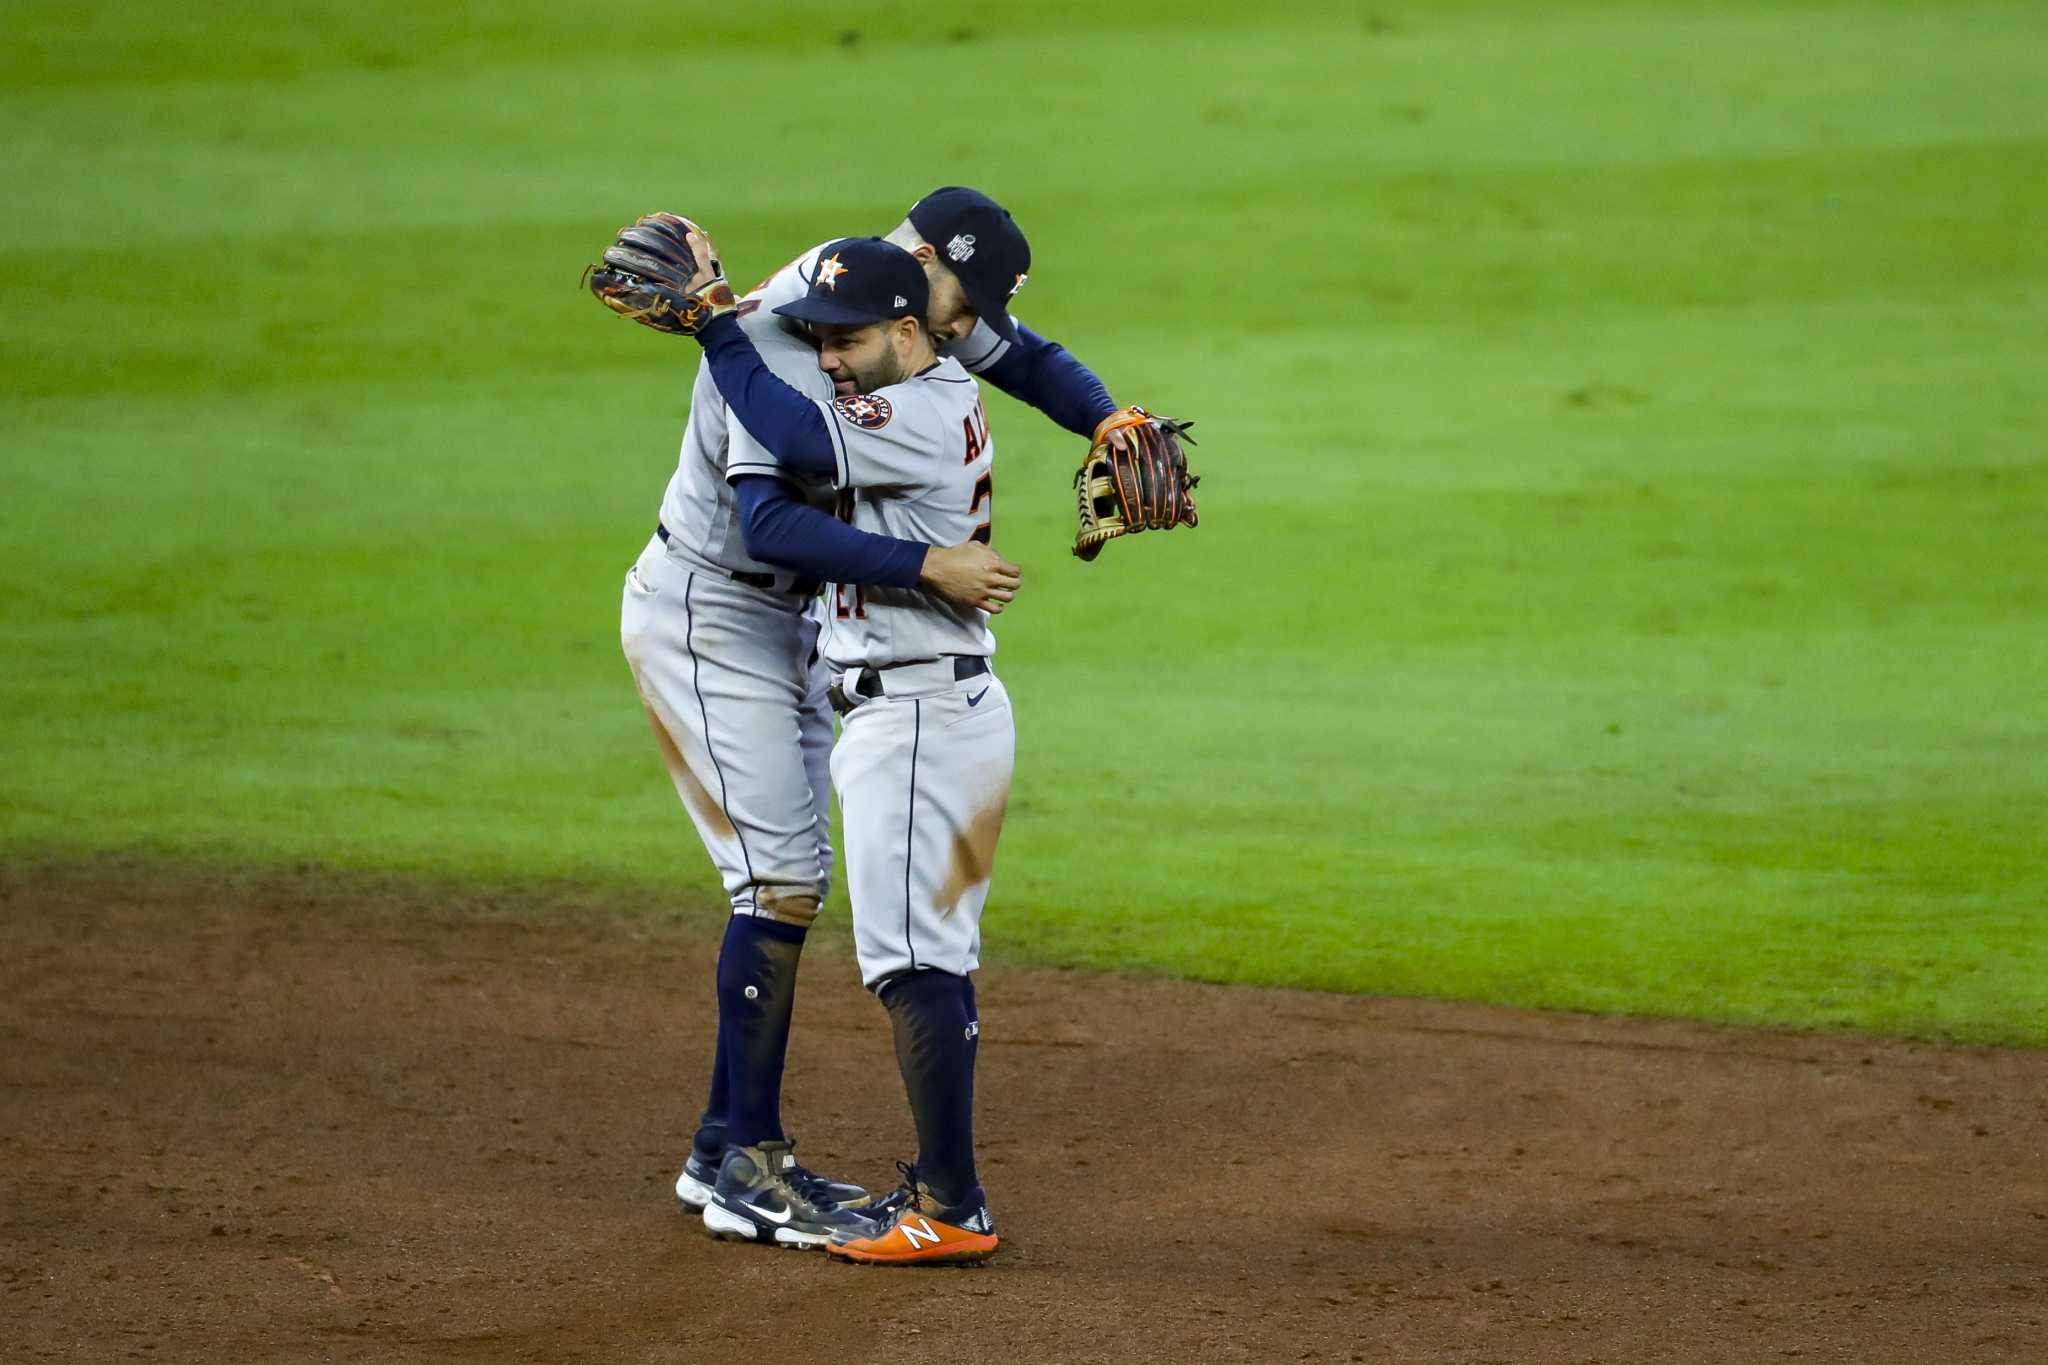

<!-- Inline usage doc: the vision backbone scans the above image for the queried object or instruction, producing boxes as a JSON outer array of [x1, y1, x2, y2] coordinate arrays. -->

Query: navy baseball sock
[[694, 1012, 731, 1162], [882, 968, 980, 1210], [715, 913, 807, 1148], [692, 1063, 727, 1164]]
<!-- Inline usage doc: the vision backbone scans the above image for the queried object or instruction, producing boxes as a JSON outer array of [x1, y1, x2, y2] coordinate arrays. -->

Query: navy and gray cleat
[[859, 1159, 923, 1224], [701, 1141, 882, 1249], [679, 1141, 872, 1214], [673, 1150, 719, 1211], [786, 1158, 875, 1211]]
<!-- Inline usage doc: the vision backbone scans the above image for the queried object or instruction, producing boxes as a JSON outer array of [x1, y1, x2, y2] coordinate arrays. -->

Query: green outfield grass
[[4, 1, 2043, 1042]]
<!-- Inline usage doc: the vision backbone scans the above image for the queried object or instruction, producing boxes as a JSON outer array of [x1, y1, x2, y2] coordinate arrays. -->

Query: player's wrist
[[1090, 404, 1145, 445], [912, 544, 938, 585], [692, 308, 744, 347]]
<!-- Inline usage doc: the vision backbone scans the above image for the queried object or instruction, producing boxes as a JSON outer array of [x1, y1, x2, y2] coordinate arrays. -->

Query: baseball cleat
[[787, 1158, 877, 1211], [827, 1165, 998, 1266], [700, 1141, 881, 1250], [679, 1143, 874, 1213], [857, 1159, 921, 1224], [673, 1151, 718, 1211], [679, 1146, 872, 1219]]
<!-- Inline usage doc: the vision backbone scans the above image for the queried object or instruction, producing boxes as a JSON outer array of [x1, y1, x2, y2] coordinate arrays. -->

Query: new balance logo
[[899, 1217, 942, 1249]]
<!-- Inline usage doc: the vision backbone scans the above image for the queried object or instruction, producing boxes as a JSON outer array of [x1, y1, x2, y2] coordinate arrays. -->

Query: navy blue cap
[[906, 186, 1032, 345], [774, 237, 929, 330]]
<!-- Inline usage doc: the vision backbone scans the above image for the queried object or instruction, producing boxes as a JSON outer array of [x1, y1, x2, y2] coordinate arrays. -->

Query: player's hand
[[586, 213, 736, 337], [681, 226, 727, 295], [919, 540, 1022, 614]]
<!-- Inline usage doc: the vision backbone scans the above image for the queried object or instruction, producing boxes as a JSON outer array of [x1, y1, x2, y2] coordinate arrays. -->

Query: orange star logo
[[816, 253, 848, 291]]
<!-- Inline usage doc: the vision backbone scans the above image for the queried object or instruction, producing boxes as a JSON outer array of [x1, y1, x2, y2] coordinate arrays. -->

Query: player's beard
[[847, 337, 911, 395]]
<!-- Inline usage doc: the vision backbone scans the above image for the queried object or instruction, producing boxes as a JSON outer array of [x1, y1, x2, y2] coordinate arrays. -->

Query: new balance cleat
[[827, 1166, 997, 1265], [700, 1141, 881, 1250]]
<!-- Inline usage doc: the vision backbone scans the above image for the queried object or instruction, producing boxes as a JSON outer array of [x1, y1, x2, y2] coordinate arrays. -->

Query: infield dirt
[[4, 861, 2043, 1363]]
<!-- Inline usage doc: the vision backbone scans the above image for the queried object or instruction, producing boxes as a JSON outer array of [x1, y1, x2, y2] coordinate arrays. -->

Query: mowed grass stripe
[[8, 132, 2045, 404], [8, 4, 2047, 258]]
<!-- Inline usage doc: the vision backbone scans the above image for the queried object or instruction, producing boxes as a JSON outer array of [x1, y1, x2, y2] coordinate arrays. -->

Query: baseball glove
[[1072, 406, 1200, 561], [584, 212, 738, 336]]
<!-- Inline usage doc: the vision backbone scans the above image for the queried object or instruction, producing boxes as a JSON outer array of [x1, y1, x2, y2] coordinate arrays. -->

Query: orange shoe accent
[[827, 1211, 999, 1265]]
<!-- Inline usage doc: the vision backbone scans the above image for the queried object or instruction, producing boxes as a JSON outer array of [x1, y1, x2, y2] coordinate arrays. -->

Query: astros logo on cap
[[816, 253, 848, 291]]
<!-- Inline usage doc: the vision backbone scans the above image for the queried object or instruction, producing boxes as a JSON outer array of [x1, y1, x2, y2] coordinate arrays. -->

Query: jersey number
[[969, 472, 993, 545], [834, 488, 866, 619], [962, 398, 993, 543]]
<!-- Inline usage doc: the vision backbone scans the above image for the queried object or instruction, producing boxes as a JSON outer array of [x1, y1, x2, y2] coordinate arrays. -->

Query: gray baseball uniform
[[623, 246, 1018, 929], [813, 362, 1014, 987], [621, 243, 843, 926]]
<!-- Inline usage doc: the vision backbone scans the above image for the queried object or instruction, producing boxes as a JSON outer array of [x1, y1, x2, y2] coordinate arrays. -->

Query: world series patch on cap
[[906, 187, 1031, 345]]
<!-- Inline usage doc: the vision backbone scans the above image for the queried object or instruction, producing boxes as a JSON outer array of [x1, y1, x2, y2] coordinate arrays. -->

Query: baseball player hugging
[[598, 188, 1152, 1266], [614, 213, 1022, 1252], [683, 234, 1010, 1264]]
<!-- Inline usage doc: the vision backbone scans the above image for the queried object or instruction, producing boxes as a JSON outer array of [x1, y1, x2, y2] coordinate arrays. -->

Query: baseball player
[[613, 189, 1124, 1251], [680, 232, 1009, 1263]]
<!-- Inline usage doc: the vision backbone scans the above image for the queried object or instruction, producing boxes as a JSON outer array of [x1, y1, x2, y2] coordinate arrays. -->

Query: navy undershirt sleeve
[[696, 314, 838, 478], [978, 322, 1119, 437], [731, 475, 926, 589]]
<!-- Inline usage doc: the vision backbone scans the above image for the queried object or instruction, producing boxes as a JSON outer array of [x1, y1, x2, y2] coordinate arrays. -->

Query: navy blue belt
[[832, 656, 989, 713], [657, 524, 820, 597]]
